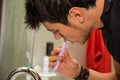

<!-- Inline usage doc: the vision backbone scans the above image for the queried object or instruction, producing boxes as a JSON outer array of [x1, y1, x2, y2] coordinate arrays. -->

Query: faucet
[[7, 67, 41, 80]]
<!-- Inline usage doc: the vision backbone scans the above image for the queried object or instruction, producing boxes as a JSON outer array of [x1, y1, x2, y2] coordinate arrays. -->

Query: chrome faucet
[[7, 67, 41, 80]]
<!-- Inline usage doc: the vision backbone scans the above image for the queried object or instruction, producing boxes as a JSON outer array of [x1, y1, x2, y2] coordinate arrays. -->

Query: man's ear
[[68, 7, 85, 23]]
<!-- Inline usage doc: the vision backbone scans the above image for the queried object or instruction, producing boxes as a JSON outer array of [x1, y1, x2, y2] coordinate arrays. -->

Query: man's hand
[[49, 46, 81, 78]]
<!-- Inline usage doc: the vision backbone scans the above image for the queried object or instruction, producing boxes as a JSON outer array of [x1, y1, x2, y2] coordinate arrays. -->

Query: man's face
[[42, 6, 104, 44], [43, 21, 92, 44]]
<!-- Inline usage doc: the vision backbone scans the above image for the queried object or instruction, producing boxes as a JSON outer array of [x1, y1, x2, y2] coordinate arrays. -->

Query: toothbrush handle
[[53, 60, 61, 72], [53, 42, 66, 72]]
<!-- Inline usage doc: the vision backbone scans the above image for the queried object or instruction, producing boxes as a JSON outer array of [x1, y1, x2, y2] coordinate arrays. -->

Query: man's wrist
[[74, 66, 90, 80]]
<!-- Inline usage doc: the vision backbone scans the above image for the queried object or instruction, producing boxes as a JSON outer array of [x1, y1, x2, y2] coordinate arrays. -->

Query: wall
[[0, 0, 3, 28], [0, 0, 28, 79]]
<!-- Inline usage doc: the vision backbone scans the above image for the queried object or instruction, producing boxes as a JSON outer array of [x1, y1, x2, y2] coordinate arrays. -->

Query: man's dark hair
[[25, 0, 96, 29]]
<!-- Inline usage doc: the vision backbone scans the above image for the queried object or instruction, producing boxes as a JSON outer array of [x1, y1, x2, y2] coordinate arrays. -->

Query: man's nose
[[53, 33, 62, 40]]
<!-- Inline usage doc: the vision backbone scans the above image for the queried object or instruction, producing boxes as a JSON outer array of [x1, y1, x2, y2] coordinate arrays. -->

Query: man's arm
[[49, 47, 120, 80], [113, 60, 120, 79], [88, 59, 120, 80]]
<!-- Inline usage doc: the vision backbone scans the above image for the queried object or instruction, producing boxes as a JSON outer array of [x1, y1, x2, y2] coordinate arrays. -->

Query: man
[[25, 0, 120, 80]]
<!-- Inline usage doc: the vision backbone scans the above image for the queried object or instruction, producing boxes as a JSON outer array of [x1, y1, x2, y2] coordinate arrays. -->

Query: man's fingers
[[48, 62, 56, 68], [49, 56, 62, 62], [63, 48, 70, 58], [51, 48, 60, 56], [49, 56, 62, 68]]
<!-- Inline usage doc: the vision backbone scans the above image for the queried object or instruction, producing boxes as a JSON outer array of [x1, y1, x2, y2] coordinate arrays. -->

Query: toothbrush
[[53, 41, 66, 72]]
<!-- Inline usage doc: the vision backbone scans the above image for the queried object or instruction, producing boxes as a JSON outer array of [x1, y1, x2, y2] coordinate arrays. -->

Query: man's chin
[[77, 40, 87, 44], [69, 40, 86, 44], [70, 41, 74, 43]]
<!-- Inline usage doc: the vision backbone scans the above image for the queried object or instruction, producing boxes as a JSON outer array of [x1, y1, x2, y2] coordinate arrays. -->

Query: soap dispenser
[[43, 42, 54, 74], [41, 42, 56, 80]]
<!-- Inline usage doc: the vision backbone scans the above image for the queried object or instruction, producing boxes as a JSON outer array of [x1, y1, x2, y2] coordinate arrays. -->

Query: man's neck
[[96, 0, 104, 16]]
